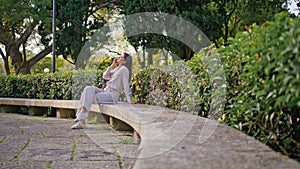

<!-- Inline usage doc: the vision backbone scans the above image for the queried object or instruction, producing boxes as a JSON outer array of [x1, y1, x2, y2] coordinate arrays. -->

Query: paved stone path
[[0, 113, 138, 169]]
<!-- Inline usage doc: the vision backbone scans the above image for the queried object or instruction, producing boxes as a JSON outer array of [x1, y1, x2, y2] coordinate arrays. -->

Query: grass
[[118, 137, 136, 144], [0, 113, 9, 118], [45, 161, 53, 169], [112, 145, 124, 169], [102, 125, 116, 133], [0, 135, 8, 145], [79, 131, 88, 137], [17, 126, 25, 135], [86, 116, 98, 124], [40, 131, 47, 138], [10, 138, 31, 161], [70, 137, 77, 161]]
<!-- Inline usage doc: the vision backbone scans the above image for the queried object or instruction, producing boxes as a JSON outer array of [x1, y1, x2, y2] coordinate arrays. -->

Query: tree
[[118, 0, 289, 60], [0, 0, 51, 75], [219, 0, 288, 46], [0, 0, 115, 75], [121, 0, 218, 62], [55, 0, 113, 66]]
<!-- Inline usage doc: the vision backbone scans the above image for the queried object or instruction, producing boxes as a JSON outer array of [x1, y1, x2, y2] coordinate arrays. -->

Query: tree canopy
[[0, 0, 292, 74], [120, 0, 289, 61], [0, 0, 115, 75]]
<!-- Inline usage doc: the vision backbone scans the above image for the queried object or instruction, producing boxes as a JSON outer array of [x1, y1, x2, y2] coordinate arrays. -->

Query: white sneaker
[[71, 122, 86, 129], [74, 112, 88, 122]]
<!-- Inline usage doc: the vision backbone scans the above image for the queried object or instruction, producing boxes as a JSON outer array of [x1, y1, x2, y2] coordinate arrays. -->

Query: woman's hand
[[110, 58, 119, 68]]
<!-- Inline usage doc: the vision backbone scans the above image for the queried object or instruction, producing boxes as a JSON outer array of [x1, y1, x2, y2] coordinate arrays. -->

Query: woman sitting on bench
[[72, 52, 136, 129]]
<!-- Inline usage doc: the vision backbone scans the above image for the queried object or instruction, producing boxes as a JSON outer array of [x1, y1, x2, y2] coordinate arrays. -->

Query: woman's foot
[[74, 112, 88, 122], [71, 121, 86, 129]]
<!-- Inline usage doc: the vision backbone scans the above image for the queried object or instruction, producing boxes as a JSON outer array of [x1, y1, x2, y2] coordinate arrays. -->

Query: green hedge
[[0, 70, 105, 100], [131, 61, 206, 114], [131, 65, 181, 111], [218, 13, 300, 161]]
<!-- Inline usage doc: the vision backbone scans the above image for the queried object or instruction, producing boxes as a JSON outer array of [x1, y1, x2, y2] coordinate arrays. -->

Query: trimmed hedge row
[[0, 70, 105, 100]]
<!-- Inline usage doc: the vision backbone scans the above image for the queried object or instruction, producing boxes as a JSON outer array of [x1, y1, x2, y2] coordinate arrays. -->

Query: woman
[[71, 52, 135, 129]]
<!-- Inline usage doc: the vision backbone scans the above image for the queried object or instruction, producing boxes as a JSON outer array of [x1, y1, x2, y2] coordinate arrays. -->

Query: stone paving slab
[[52, 161, 119, 169], [0, 113, 139, 169], [0, 160, 49, 169]]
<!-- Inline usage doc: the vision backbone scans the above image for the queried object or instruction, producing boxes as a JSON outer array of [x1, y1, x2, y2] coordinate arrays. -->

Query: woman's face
[[117, 54, 126, 64]]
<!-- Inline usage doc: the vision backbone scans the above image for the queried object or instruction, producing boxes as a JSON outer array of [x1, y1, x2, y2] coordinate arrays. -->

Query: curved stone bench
[[1, 98, 299, 169], [0, 98, 80, 118], [99, 103, 300, 169]]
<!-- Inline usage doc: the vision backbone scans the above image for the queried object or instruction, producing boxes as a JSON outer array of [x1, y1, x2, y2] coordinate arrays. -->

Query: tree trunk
[[0, 48, 10, 75], [7, 44, 24, 74], [6, 43, 51, 75], [177, 47, 194, 61], [18, 62, 31, 74]]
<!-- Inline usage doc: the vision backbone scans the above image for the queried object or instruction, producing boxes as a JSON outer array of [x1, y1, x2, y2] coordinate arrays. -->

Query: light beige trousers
[[79, 86, 120, 112]]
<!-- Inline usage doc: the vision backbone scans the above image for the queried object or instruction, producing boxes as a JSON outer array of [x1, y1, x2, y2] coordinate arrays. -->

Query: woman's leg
[[95, 90, 120, 104], [74, 86, 101, 122], [79, 86, 101, 111]]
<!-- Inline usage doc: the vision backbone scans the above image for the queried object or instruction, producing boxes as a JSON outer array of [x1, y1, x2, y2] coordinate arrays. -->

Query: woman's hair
[[122, 52, 132, 82]]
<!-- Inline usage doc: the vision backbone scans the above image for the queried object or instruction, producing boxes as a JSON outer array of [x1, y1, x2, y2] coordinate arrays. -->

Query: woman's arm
[[102, 66, 112, 80], [121, 68, 133, 103], [102, 59, 118, 80]]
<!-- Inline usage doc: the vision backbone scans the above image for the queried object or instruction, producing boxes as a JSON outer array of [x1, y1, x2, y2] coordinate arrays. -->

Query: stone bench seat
[[0, 98, 81, 118], [0, 98, 299, 169]]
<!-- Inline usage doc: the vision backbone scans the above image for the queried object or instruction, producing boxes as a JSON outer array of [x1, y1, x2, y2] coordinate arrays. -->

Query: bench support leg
[[133, 130, 140, 144], [0, 105, 21, 113], [28, 107, 48, 116], [56, 108, 75, 118], [109, 116, 132, 131]]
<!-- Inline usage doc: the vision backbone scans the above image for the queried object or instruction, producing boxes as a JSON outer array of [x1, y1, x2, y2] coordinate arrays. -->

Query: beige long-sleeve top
[[103, 65, 132, 103]]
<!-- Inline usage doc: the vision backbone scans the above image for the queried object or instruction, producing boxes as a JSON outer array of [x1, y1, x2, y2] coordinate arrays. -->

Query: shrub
[[131, 67, 181, 109], [186, 47, 226, 118], [219, 13, 300, 161], [131, 61, 206, 114], [0, 70, 105, 100]]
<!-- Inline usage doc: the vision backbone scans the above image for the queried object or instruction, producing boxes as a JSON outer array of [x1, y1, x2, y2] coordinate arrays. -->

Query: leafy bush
[[131, 67, 181, 109], [0, 70, 105, 100], [132, 12, 299, 161], [0, 75, 29, 98], [219, 13, 300, 161], [131, 61, 206, 114], [186, 47, 227, 118]]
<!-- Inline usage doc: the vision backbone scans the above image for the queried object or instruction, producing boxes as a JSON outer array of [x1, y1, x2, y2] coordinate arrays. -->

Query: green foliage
[[131, 12, 300, 162], [219, 13, 300, 161], [186, 48, 218, 117], [55, 0, 107, 63], [121, 0, 288, 50], [85, 55, 113, 70], [31, 56, 68, 74], [122, 0, 220, 60], [0, 0, 112, 74], [131, 61, 203, 114], [0, 70, 105, 100], [131, 67, 181, 109], [71, 69, 105, 100]]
